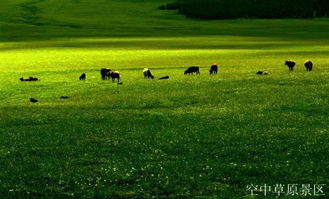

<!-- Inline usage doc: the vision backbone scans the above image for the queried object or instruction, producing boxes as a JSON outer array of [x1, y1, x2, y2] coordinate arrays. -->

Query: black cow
[[256, 71, 268, 75], [143, 68, 154, 79], [184, 66, 200, 75], [20, 77, 39, 81], [285, 60, 296, 71], [100, 68, 111, 80], [304, 60, 313, 71], [210, 64, 218, 75], [79, 73, 86, 80], [108, 71, 120, 82], [159, 76, 169, 80], [30, 98, 38, 103]]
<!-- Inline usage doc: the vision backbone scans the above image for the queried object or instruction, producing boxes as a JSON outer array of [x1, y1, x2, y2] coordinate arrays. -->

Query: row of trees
[[161, 0, 329, 19]]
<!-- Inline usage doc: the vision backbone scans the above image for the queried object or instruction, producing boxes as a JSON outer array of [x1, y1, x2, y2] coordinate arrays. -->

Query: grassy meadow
[[1, 0, 329, 198]]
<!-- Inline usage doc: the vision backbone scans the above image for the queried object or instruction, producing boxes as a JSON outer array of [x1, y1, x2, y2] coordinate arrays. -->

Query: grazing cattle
[[304, 60, 313, 71], [159, 76, 169, 80], [79, 73, 86, 80], [143, 68, 154, 79], [285, 60, 296, 71], [209, 64, 218, 75], [108, 71, 120, 82], [256, 71, 268, 75], [60, 96, 69, 99], [20, 77, 39, 81], [30, 98, 38, 103], [184, 66, 200, 75], [100, 68, 111, 80]]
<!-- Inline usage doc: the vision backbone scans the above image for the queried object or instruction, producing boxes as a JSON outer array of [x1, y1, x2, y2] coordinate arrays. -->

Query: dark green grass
[[175, 0, 329, 19], [1, 0, 329, 198]]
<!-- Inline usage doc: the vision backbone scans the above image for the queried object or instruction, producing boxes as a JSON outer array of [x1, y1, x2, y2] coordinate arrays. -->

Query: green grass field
[[1, 0, 329, 198]]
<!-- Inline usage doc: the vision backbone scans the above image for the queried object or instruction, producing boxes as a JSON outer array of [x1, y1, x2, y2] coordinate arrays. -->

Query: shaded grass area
[[2, 0, 329, 41], [1, 0, 329, 198], [175, 0, 329, 19]]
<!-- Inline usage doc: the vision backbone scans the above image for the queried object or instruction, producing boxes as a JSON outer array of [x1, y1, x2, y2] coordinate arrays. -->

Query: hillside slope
[[1, 0, 329, 42], [0, 0, 179, 40]]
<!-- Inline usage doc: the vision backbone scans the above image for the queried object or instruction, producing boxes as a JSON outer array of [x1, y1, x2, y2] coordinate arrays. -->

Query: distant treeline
[[159, 0, 329, 19]]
